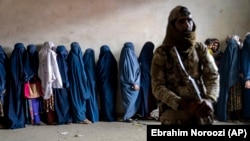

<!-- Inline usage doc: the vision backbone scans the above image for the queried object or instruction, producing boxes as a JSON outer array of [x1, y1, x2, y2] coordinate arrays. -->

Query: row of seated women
[[0, 41, 158, 129]]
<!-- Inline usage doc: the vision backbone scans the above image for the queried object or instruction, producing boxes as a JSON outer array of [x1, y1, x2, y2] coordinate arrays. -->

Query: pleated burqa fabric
[[119, 42, 141, 121], [67, 42, 90, 123], [0, 45, 9, 118], [96, 45, 118, 122], [54, 45, 72, 124], [137, 41, 156, 118], [83, 48, 99, 123], [217, 38, 241, 121], [241, 34, 250, 118], [4, 43, 27, 129], [24, 44, 39, 81], [23, 44, 43, 125]]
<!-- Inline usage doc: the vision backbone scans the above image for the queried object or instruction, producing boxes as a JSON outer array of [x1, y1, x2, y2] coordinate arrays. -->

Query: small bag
[[24, 81, 43, 99]]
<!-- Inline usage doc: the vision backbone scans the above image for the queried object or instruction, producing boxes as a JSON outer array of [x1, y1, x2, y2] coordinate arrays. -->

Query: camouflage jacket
[[151, 42, 219, 124]]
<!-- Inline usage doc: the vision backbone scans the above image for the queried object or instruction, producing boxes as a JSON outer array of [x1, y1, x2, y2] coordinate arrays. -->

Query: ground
[[0, 120, 249, 141]]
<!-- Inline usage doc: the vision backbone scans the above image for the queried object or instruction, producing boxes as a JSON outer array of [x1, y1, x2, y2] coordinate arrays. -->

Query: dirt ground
[[0, 120, 159, 141], [0, 119, 250, 141]]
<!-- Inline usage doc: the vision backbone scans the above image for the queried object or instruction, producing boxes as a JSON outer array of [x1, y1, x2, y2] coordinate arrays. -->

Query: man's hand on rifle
[[179, 99, 214, 117], [195, 99, 214, 118], [179, 100, 200, 115]]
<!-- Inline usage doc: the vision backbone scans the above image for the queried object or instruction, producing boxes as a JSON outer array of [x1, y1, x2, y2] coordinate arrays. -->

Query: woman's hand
[[132, 84, 140, 91], [245, 80, 250, 89]]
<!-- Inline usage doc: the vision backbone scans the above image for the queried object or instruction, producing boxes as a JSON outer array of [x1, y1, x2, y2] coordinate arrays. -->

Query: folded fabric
[[24, 81, 43, 99]]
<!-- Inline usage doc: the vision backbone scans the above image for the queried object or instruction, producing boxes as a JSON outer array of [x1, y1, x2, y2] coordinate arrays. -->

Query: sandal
[[79, 119, 92, 124]]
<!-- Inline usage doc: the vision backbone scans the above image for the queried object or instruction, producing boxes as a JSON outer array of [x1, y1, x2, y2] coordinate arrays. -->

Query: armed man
[[150, 5, 219, 125]]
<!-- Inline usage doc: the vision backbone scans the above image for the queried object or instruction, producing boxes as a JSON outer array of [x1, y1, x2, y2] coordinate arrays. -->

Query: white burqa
[[38, 41, 63, 100]]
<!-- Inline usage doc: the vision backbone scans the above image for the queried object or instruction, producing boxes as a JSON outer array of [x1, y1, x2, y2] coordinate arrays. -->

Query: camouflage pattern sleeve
[[150, 47, 181, 111], [196, 43, 220, 102]]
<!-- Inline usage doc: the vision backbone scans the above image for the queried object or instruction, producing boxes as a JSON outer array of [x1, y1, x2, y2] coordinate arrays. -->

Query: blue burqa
[[24, 44, 39, 81], [96, 45, 118, 121], [0, 45, 9, 118], [119, 42, 141, 121], [138, 41, 155, 117], [67, 42, 90, 123], [4, 43, 27, 129], [217, 38, 241, 121], [23, 44, 42, 125], [83, 48, 99, 123], [54, 45, 72, 124], [240, 34, 250, 118]]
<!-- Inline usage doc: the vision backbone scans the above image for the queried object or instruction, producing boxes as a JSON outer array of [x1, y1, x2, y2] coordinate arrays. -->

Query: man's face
[[174, 15, 193, 32]]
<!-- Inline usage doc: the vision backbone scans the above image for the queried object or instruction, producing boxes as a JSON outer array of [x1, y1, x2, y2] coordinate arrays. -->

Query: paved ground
[[0, 119, 249, 141]]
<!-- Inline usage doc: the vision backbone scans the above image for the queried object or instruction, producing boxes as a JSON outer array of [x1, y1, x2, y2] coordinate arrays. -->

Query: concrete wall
[[0, 0, 249, 114], [1, 0, 250, 55]]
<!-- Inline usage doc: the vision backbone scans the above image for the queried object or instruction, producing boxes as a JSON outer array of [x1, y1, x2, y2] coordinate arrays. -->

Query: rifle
[[173, 47, 213, 124]]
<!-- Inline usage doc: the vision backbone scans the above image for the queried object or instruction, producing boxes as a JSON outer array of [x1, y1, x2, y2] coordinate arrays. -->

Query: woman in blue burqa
[[67, 42, 92, 124], [119, 42, 141, 122], [53, 45, 72, 124], [96, 45, 118, 122], [83, 48, 99, 123], [137, 41, 156, 119], [0, 45, 9, 125], [23, 44, 43, 125], [240, 33, 250, 120], [4, 43, 27, 129], [217, 37, 242, 121]]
